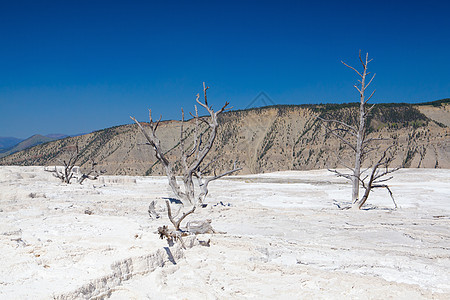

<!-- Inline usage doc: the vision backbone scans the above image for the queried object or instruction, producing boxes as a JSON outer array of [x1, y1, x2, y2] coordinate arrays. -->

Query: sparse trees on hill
[[131, 83, 241, 242], [318, 51, 399, 210]]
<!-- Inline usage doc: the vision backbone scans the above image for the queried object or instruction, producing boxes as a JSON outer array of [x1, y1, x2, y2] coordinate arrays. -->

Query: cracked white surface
[[1, 167, 449, 299]]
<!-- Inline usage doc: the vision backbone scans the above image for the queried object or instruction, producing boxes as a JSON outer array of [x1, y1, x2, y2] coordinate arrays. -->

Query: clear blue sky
[[1, 0, 449, 138]]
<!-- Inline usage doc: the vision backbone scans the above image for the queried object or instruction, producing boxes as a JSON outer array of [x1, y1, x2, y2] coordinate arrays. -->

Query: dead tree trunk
[[345, 52, 373, 205], [131, 82, 241, 232], [318, 51, 399, 210]]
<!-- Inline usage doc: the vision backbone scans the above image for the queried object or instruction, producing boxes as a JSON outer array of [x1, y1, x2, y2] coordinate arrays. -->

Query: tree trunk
[[354, 186, 370, 210], [352, 107, 365, 208], [351, 55, 368, 210]]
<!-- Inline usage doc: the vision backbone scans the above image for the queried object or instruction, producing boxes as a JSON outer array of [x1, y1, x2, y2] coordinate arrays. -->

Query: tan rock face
[[417, 103, 450, 127], [1, 102, 449, 175]]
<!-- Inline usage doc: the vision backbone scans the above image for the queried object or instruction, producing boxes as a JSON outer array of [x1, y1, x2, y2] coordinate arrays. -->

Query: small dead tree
[[45, 144, 80, 183], [77, 159, 105, 184], [130, 82, 241, 234], [318, 51, 399, 210], [45, 144, 104, 184]]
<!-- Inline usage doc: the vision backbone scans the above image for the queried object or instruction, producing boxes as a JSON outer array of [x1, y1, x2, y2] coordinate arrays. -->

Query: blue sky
[[1, 0, 449, 138]]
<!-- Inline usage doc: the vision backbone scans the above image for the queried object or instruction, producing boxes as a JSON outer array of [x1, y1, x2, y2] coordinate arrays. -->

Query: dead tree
[[45, 144, 104, 184], [45, 144, 80, 184], [77, 159, 105, 184], [130, 82, 241, 232], [318, 51, 399, 210]]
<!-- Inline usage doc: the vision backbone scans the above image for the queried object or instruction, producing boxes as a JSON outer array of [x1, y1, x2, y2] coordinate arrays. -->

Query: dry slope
[[0, 100, 449, 175]]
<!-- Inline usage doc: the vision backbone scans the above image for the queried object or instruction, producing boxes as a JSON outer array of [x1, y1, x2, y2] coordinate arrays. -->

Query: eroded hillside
[[1, 101, 449, 175]]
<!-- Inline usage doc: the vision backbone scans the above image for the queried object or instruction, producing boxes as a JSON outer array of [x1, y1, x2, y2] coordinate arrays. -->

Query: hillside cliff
[[1, 101, 448, 175]]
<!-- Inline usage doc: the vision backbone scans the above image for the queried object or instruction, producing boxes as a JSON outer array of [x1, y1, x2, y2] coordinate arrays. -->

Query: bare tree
[[130, 82, 241, 235], [318, 51, 398, 210], [77, 159, 105, 184], [45, 144, 104, 184], [45, 144, 80, 184]]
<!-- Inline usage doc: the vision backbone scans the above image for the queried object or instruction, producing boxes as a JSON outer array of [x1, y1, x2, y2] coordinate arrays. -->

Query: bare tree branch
[[342, 60, 363, 78], [354, 145, 399, 209], [365, 89, 376, 103], [316, 116, 358, 133], [365, 73, 376, 90], [318, 121, 357, 152], [78, 159, 105, 184]]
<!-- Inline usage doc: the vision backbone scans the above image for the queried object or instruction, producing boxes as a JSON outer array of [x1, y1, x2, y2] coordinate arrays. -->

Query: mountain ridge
[[0, 134, 69, 158], [0, 137, 24, 152], [0, 100, 448, 175]]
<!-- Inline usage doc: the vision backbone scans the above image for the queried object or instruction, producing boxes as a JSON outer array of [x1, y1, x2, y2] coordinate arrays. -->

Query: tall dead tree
[[131, 83, 241, 232], [318, 51, 398, 210]]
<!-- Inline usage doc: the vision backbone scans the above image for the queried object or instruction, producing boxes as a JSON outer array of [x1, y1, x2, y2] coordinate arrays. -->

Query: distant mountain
[[0, 137, 24, 152], [1, 99, 448, 174], [0, 134, 65, 158], [46, 134, 69, 139]]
